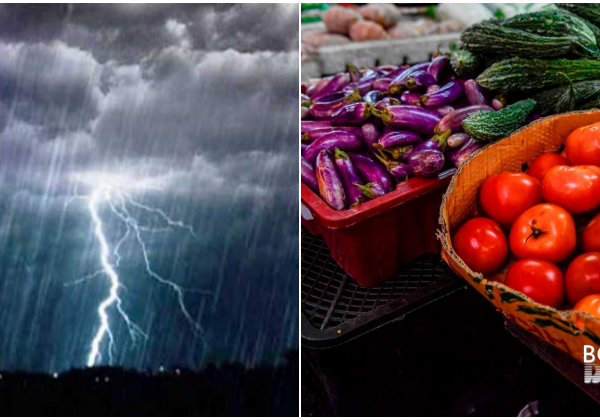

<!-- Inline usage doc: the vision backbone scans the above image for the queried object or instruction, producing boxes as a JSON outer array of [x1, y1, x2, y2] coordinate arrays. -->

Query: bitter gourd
[[450, 50, 481, 79], [532, 80, 600, 115], [460, 21, 598, 59], [462, 99, 536, 143], [477, 58, 600, 92]]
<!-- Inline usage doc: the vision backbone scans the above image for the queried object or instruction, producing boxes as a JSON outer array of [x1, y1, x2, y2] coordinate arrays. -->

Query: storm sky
[[0, 4, 298, 372]]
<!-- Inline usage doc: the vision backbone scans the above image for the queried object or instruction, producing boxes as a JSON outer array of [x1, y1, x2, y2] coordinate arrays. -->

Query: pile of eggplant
[[301, 55, 512, 211]]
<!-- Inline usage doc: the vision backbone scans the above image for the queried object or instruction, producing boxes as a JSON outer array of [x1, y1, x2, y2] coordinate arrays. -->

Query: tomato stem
[[524, 219, 549, 244]]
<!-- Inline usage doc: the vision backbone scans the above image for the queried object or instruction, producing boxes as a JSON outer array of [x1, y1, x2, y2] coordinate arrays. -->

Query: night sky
[[0, 4, 298, 373]]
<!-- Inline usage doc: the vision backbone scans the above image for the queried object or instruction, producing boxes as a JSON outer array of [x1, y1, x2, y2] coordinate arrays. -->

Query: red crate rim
[[301, 168, 456, 229]]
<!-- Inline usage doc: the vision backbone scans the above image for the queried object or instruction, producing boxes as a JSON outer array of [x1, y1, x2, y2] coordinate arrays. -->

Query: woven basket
[[439, 110, 600, 363]]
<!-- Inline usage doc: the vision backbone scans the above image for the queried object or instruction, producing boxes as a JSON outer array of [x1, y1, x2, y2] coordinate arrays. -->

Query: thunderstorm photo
[[0, 4, 298, 415]]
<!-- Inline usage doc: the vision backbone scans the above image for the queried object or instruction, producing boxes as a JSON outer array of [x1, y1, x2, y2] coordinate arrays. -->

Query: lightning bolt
[[66, 183, 212, 368]]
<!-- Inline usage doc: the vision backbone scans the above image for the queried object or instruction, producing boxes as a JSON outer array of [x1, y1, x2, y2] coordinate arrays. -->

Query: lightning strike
[[65, 180, 212, 368]]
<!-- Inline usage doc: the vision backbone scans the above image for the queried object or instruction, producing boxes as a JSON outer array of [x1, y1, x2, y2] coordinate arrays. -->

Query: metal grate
[[301, 227, 452, 331]]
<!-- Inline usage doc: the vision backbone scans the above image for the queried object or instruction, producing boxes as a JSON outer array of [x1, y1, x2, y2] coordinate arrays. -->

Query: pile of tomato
[[453, 121, 600, 318]]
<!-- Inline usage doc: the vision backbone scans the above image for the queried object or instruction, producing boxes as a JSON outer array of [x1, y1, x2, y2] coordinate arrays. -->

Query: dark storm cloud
[[0, 4, 298, 371], [0, 3, 298, 62]]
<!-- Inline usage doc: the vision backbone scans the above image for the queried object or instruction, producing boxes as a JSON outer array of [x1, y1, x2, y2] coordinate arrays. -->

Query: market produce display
[[302, 4, 600, 212], [302, 4, 464, 48], [452, 121, 600, 320]]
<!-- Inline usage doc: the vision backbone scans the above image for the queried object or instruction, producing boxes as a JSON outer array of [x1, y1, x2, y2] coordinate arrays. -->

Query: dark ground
[[301, 287, 600, 416], [0, 350, 298, 416]]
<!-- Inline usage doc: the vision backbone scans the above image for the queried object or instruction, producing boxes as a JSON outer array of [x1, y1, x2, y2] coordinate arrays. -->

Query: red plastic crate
[[301, 169, 455, 286]]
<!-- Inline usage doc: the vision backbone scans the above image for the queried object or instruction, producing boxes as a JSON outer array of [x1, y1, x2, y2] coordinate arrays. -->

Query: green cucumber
[[477, 58, 600, 92], [462, 99, 536, 143], [533, 80, 600, 115], [450, 50, 481, 79]]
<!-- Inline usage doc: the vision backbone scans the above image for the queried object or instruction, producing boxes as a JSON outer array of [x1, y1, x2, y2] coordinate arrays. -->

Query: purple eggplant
[[309, 89, 362, 120], [447, 133, 470, 149], [306, 77, 331, 99], [464, 79, 489, 106], [301, 156, 319, 192], [353, 182, 387, 199], [446, 137, 482, 167], [373, 77, 393, 92], [420, 80, 464, 108], [427, 55, 451, 83], [400, 91, 422, 105], [382, 65, 410, 80], [330, 102, 371, 126], [371, 105, 441, 136], [375, 130, 422, 149], [374, 150, 413, 181], [361, 123, 380, 158], [426, 85, 441, 94], [316, 150, 346, 211], [374, 97, 401, 110], [344, 79, 373, 96], [311, 72, 350, 100], [376, 64, 400, 74], [432, 105, 455, 116], [407, 149, 445, 177], [301, 107, 310, 120], [302, 126, 363, 143], [301, 120, 332, 135], [436, 104, 494, 133], [301, 142, 308, 156], [388, 62, 431, 94], [347, 152, 395, 192], [405, 70, 436, 92], [305, 130, 363, 164], [401, 130, 451, 163], [334, 148, 367, 207], [363, 90, 383, 104]]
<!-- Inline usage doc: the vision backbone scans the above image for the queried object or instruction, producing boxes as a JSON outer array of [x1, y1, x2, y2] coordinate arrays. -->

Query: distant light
[[95, 377, 100, 383], [52, 372, 59, 379], [104, 377, 110, 383], [159, 366, 165, 372], [0, 374, 3, 380], [175, 368, 181, 375]]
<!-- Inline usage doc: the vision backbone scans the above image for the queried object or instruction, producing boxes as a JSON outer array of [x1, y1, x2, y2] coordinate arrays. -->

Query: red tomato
[[565, 252, 600, 305], [573, 294, 600, 328], [565, 121, 600, 166], [479, 172, 542, 226], [509, 203, 576, 264], [541, 165, 600, 214], [505, 259, 564, 308], [582, 213, 600, 253], [526, 153, 570, 183], [453, 217, 508, 275]]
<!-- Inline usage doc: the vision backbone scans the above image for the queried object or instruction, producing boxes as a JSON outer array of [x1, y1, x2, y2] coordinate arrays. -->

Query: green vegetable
[[556, 4, 600, 27], [477, 58, 600, 92], [462, 99, 536, 143], [460, 21, 598, 59], [502, 10, 596, 48], [578, 100, 600, 110], [450, 50, 481, 78], [557, 7, 600, 45], [532, 80, 600, 115]]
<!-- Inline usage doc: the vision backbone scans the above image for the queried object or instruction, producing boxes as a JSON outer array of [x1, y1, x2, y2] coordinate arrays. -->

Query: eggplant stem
[[353, 182, 376, 199]]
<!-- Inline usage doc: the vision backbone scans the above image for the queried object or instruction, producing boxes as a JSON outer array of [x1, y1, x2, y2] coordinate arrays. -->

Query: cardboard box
[[439, 110, 600, 364]]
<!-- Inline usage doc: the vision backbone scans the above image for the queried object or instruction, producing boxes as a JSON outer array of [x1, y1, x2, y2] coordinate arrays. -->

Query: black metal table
[[301, 227, 600, 416]]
